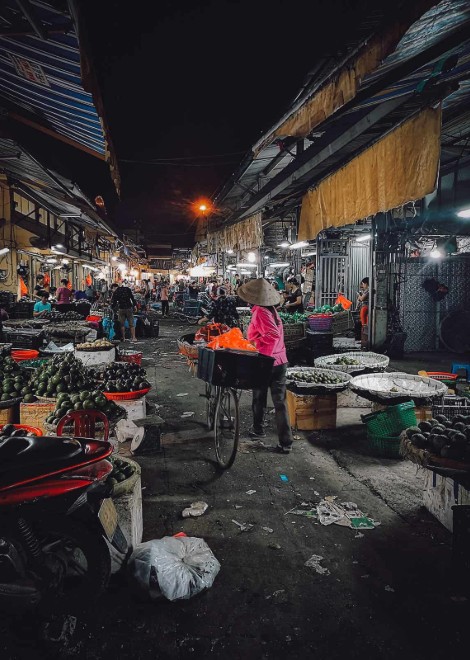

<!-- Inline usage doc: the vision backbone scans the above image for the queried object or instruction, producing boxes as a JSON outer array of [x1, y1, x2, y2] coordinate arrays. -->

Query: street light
[[199, 204, 207, 212]]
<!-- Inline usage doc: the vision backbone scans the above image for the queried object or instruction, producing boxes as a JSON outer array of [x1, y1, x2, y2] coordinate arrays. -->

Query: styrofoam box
[[423, 470, 470, 532], [74, 348, 115, 367], [114, 474, 143, 548], [117, 396, 146, 422]]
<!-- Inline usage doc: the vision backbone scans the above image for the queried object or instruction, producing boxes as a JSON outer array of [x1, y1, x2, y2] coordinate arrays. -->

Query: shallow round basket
[[286, 367, 352, 393], [177, 333, 203, 360], [314, 352, 389, 374], [109, 456, 141, 498], [103, 387, 151, 401], [349, 372, 447, 405]]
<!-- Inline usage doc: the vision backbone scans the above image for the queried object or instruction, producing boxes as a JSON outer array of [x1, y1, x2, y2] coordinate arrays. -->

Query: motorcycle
[[0, 433, 128, 612]]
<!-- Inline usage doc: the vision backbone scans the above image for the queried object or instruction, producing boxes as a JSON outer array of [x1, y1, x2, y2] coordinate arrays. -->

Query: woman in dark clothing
[[284, 278, 304, 313]]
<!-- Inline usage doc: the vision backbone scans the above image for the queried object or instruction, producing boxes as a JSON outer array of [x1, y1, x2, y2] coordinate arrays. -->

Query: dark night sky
[[14, 0, 398, 246]]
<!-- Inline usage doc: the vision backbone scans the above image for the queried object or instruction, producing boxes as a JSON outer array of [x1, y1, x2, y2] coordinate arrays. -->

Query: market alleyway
[[3, 319, 468, 659]]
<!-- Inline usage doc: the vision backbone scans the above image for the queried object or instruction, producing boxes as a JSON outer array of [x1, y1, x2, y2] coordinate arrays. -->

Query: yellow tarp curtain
[[207, 213, 263, 253], [299, 106, 442, 240]]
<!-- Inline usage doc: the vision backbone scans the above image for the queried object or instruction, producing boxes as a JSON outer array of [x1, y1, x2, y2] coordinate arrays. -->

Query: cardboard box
[[423, 470, 470, 532], [286, 390, 337, 431]]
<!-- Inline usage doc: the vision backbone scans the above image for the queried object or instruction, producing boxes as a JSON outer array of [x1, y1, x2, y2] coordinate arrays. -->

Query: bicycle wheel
[[214, 388, 239, 469], [205, 383, 216, 430]]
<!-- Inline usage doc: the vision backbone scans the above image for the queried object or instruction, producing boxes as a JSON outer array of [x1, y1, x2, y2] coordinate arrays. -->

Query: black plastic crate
[[306, 330, 334, 351], [144, 319, 159, 338], [3, 330, 43, 350], [197, 347, 274, 390]]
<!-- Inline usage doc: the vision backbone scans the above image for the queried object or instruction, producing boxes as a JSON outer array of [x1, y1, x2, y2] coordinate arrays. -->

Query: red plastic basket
[[118, 351, 143, 366], [11, 349, 39, 362], [103, 387, 151, 401], [308, 314, 333, 331], [0, 424, 43, 436], [425, 372, 458, 385]]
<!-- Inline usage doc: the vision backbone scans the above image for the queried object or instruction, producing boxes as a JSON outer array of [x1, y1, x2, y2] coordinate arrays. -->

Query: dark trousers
[[252, 363, 293, 447], [161, 300, 169, 316]]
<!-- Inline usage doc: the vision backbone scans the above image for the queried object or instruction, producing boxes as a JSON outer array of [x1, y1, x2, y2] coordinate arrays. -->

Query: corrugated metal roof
[[0, 136, 116, 236]]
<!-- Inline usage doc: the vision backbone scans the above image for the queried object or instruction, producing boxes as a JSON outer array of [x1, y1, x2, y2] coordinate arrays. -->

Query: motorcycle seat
[[0, 435, 82, 472]]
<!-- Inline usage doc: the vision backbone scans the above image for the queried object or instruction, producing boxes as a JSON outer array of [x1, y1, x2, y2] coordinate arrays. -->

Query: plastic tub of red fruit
[[0, 424, 43, 436], [103, 387, 151, 401]]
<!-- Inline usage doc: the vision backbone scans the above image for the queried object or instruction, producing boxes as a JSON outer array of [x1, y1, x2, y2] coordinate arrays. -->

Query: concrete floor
[[2, 322, 469, 659]]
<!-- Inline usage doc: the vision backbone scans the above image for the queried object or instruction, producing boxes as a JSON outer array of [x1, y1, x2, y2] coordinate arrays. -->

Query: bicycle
[[203, 382, 240, 469]]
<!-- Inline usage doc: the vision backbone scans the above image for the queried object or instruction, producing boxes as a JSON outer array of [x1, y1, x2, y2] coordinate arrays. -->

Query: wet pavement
[[2, 319, 469, 659]]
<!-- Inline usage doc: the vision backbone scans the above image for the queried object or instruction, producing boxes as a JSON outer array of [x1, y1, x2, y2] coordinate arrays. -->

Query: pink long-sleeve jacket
[[247, 305, 287, 367]]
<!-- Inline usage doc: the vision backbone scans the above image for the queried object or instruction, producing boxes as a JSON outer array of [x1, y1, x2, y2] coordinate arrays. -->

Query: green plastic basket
[[367, 433, 402, 459], [362, 401, 417, 437]]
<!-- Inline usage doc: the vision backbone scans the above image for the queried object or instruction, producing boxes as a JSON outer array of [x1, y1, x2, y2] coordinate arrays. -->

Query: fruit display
[[76, 339, 115, 351], [0, 424, 38, 440], [44, 310, 83, 322], [101, 362, 151, 393], [287, 368, 345, 385], [333, 356, 359, 366], [2, 319, 47, 329], [45, 394, 126, 427], [406, 414, 470, 462], [106, 457, 137, 487], [28, 353, 96, 399], [0, 355, 31, 402]]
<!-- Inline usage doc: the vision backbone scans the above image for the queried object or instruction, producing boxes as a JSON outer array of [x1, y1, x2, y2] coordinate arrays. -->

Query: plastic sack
[[207, 327, 256, 351], [127, 536, 221, 601], [335, 293, 353, 310], [195, 323, 230, 343]]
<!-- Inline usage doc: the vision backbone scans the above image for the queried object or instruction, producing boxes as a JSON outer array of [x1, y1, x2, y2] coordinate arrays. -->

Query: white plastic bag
[[127, 536, 221, 601]]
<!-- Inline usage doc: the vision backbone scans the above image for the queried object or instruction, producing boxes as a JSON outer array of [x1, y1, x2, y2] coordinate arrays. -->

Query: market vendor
[[357, 277, 369, 326], [56, 279, 74, 304], [198, 287, 239, 327], [33, 275, 47, 300], [237, 278, 293, 454], [33, 292, 52, 317], [284, 278, 304, 313]]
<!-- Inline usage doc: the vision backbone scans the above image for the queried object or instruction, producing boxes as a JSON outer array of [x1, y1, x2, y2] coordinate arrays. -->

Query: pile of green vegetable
[[106, 457, 137, 487], [287, 369, 345, 385], [333, 356, 359, 365], [308, 303, 344, 315], [45, 392, 126, 427], [28, 353, 96, 399], [0, 355, 31, 402], [407, 414, 470, 462], [278, 312, 309, 324]]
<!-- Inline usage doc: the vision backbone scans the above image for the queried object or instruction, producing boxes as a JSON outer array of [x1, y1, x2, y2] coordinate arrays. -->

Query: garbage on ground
[[305, 554, 330, 575], [385, 585, 395, 593], [181, 411, 195, 418], [127, 536, 220, 601], [246, 489, 256, 495], [232, 519, 254, 532], [176, 393, 189, 397], [280, 474, 289, 482], [269, 542, 281, 550], [182, 501, 208, 518], [238, 440, 266, 453], [316, 497, 379, 531], [286, 508, 318, 518], [261, 526, 274, 533]]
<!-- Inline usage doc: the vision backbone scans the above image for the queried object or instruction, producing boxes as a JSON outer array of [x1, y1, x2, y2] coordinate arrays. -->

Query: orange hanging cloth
[[19, 276, 28, 297], [85, 274, 92, 286], [66, 280, 72, 290], [43, 272, 50, 287], [335, 293, 353, 310]]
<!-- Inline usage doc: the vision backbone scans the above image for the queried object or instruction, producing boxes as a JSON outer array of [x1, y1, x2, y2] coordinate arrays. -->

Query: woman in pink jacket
[[238, 278, 293, 454]]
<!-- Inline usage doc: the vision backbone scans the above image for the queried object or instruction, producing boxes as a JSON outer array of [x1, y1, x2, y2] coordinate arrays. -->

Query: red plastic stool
[[56, 410, 110, 440]]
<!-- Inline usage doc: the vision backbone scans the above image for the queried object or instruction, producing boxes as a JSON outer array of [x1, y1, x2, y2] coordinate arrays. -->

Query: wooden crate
[[20, 402, 56, 434], [286, 390, 337, 431], [0, 404, 19, 425]]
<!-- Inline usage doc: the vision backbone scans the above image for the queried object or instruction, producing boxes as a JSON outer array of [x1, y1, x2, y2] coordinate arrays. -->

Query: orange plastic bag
[[195, 323, 230, 343], [335, 293, 353, 310], [207, 327, 257, 352], [19, 276, 28, 297]]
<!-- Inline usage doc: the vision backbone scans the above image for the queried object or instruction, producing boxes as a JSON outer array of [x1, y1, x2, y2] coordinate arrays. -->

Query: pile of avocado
[[106, 457, 136, 487], [46, 393, 126, 427], [29, 353, 95, 399], [0, 355, 31, 402], [407, 413, 470, 462]]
